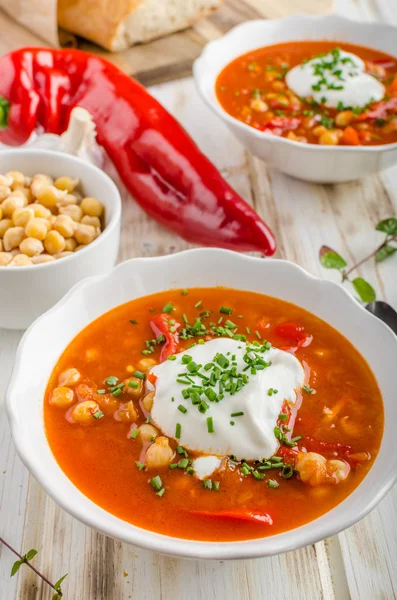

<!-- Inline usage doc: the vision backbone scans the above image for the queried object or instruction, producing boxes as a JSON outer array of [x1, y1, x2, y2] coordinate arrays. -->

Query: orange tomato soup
[[44, 288, 383, 541], [216, 41, 397, 146]]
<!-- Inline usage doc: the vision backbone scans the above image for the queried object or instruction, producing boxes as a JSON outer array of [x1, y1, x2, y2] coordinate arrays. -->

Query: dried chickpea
[[36, 185, 67, 208], [0, 207, 2, 221], [32, 204, 51, 219], [59, 204, 83, 222], [19, 237, 44, 257], [0, 219, 13, 238], [0, 252, 12, 266], [9, 254, 33, 267], [13, 185, 32, 203], [250, 98, 268, 113], [12, 207, 34, 227], [57, 193, 78, 207], [319, 130, 340, 146], [31, 174, 53, 198], [54, 251, 74, 259], [3, 227, 25, 251], [6, 171, 25, 189], [0, 185, 11, 201], [145, 437, 173, 469], [44, 230, 66, 255], [0, 240, 2, 251], [142, 392, 154, 412], [64, 237, 77, 252], [53, 214, 75, 238], [138, 424, 159, 443], [312, 125, 327, 137], [125, 377, 143, 397], [0, 175, 12, 186], [137, 358, 157, 373], [74, 223, 96, 245], [272, 80, 286, 92], [74, 245, 86, 252], [54, 176, 79, 193], [117, 400, 138, 423], [59, 367, 81, 386], [32, 254, 56, 264], [81, 215, 101, 228], [1, 194, 27, 218], [25, 218, 48, 241], [335, 110, 354, 127], [80, 196, 104, 217], [71, 400, 100, 424], [50, 386, 74, 408]]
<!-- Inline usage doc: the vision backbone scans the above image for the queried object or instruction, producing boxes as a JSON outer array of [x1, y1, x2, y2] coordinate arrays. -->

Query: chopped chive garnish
[[105, 376, 118, 386], [303, 385, 314, 394], [157, 488, 165, 497], [130, 428, 139, 439], [219, 306, 233, 315], [128, 381, 139, 389], [186, 467, 195, 475], [178, 458, 189, 469], [135, 461, 145, 470], [167, 355, 176, 361], [291, 435, 303, 443], [194, 301, 202, 308], [281, 465, 294, 479], [178, 404, 187, 414], [207, 416, 215, 433], [133, 370, 146, 380], [213, 481, 220, 491], [163, 302, 174, 313], [129, 319, 138, 325], [203, 479, 212, 489], [267, 479, 279, 489], [255, 330, 262, 340], [230, 421, 235, 426], [182, 355, 192, 364], [278, 413, 288, 422], [169, 463, 178, 470], [175, 423, 181, 438], [181, 289, 188, 296], [268, 388, 278, 396], [150, 475, 163, 491], [230, 411, 244, 417], [112, 388, 123, 397], [93, 410, 104, 419], [97, 389, 105, 394]]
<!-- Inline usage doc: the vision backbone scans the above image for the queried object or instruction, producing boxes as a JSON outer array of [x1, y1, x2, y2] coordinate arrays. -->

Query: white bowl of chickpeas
[[0, 149, 121, 329]]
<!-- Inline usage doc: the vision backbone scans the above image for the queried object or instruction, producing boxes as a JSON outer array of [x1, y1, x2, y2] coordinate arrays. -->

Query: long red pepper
[[0, 48, 276, 255]]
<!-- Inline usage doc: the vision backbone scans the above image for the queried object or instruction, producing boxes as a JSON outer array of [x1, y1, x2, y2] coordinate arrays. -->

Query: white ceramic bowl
[[6, 249, 397, 559], [0, 149, 121, 329], [193, 14, 397, 183]]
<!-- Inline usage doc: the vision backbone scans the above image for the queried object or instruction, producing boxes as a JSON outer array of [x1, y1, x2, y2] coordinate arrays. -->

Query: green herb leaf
[[376, 218, 397, 236], [10, 560, 22, 577], [319, 246, 347, 270], [25, 549, 38, 561], [163, 302, 175, 313], [375, 244, 397, 263], [352, 277, 376, 303], [54, 573, 68, 591]]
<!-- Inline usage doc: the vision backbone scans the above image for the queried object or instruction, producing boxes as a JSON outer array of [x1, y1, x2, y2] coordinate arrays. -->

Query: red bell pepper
[[191, 509, 273, 526], [302, 437, 352, 457], [354, 97, 397, 122], [150, 314, 180, 362], [0, 47, 276, 256]]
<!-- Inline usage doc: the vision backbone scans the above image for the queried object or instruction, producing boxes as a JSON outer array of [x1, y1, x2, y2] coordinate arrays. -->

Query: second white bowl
[[0, 149, 121, 329], [193, 14, 397, 183]]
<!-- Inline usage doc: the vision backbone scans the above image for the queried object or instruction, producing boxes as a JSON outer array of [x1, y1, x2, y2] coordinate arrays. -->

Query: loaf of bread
[[58, 0, 223, 51]]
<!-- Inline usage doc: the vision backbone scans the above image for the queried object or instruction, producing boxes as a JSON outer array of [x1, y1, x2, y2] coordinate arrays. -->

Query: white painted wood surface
[[1, 0, 396, 598]]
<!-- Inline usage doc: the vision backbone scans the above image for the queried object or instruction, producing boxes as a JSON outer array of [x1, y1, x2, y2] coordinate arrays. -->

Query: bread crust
[[58, 0, 223, 51]]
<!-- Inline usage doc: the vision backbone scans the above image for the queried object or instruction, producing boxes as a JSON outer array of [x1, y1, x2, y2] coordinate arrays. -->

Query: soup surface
[[216, 41, 397, 146], [45, 288, 383, 541]]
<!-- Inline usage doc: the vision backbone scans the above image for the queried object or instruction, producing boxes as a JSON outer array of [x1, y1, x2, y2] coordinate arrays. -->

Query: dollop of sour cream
[[149, 338, 304, 461], [286, 49, 385, 109]]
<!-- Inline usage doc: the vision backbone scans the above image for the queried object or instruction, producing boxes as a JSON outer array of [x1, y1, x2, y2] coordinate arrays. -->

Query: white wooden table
[[1, 1, 396, 598]]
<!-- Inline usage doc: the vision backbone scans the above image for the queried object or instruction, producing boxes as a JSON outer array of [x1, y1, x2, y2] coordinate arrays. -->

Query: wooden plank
[[0, 0, 331, 86]]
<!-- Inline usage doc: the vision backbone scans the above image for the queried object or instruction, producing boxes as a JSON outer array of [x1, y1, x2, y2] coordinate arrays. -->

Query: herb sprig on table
[[319, 217, 397, 302], [0, 537, 67, 599]]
